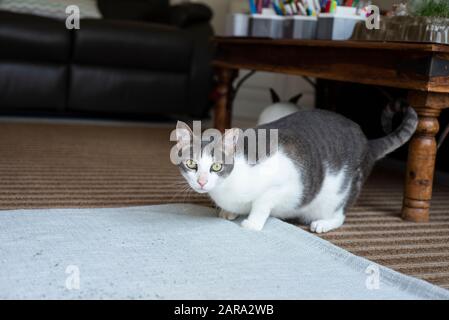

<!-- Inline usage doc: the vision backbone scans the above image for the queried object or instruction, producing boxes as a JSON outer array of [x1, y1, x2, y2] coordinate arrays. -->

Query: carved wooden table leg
[[214, 68, 238, 133], [402, 91, 446, 222]]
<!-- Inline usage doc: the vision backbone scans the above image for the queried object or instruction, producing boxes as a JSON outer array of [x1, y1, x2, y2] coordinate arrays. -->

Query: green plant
[[409, 0, 449, 18]]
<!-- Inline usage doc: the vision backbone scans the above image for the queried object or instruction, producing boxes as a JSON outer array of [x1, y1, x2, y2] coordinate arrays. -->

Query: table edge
[[211, 37, 449, 53]]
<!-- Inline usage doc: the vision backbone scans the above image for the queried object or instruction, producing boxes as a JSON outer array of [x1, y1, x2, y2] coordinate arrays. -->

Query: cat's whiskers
[[182, 185, 193, 204], [168, 183, 191, 204]]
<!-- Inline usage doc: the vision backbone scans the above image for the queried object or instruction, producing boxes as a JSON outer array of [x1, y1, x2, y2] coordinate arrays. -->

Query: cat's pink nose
[[197, 179, 207, 188]]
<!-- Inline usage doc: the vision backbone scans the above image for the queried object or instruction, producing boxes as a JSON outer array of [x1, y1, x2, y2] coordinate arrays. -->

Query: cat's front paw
[[310, 219, 338, 234], [241, 219, 264, 231], [218, 210, 238, 221]]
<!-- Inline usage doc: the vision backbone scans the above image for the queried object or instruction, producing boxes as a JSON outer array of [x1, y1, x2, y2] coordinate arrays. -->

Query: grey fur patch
[[370, 107, 418, 160], [259, 110, 370, 208]]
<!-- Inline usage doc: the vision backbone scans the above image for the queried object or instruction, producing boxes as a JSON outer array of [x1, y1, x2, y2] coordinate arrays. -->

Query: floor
[[0, 120, 448, 289]]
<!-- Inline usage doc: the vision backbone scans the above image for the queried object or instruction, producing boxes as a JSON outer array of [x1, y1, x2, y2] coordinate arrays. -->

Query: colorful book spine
[[331, 0, 337, 12], [256, 0, 263, 13], [249, 0, 257, 14], [324, 0, 331, 12], [272, 0, 283, 15]]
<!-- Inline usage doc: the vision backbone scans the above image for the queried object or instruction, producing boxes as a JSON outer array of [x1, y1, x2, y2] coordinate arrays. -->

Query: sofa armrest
[[169, 3, 213, 28]]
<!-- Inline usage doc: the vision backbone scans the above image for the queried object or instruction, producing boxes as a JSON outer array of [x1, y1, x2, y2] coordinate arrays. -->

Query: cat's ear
[[270, 88, 280, 103], [289, 93, 303, 105], [223, 128, 240, 155], [176, 121, 192, 148]]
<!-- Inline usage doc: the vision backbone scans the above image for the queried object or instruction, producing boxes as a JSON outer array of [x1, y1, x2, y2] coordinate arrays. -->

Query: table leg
[[402, 91, 444, 222], [214, 68, 238, 133]]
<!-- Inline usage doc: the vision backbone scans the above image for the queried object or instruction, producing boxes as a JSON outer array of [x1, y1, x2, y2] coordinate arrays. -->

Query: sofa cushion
[[0, 10, 71, 62], [98, 0, 169, 23], [68, 65, 188, 115], [0, 0, 102, 20], [0, 62, 68, 111], [72, 19, 193, 72]]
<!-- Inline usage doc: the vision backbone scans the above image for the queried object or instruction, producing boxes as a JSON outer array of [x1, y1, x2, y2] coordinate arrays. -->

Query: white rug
[[0, 204, 448, 299]]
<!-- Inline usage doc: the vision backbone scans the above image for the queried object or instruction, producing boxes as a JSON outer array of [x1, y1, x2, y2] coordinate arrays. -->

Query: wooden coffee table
[[212, 37, 449, 223]]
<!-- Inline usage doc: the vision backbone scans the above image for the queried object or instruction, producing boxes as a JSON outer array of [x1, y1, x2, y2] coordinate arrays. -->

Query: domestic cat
[[257, 88, 305, 125], [174, 107, 418, 233]]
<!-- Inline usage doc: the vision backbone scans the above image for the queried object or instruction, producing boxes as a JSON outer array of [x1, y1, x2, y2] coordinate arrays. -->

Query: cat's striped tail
[[369, 107, 418, 161]]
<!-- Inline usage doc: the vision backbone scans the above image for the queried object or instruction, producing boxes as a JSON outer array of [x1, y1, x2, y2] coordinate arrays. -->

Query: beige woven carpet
[[1, 122, 449, 289]]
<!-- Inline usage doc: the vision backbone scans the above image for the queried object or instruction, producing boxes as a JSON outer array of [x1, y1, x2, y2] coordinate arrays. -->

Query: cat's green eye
[[185, 159, 197, 170], [211, 163, 223, 172]]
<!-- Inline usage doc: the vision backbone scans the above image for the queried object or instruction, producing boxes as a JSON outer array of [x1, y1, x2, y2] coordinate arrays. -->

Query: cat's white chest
[[296, 167, 350, 222], [209, 153, 301, 215]]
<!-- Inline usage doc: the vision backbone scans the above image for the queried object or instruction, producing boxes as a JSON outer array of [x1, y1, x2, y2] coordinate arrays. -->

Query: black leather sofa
[[0, 0, 214, 118]]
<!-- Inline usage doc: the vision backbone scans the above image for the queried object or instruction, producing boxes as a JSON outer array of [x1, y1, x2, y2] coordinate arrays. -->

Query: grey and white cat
[[175, 107, 418, 233]]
